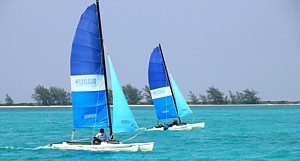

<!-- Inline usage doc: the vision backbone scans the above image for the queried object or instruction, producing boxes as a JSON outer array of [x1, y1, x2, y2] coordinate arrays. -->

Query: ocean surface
[[0, 105, 299, 161]]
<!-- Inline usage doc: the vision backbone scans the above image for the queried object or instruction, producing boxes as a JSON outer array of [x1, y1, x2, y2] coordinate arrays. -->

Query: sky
[[0, 0, 300, 103]]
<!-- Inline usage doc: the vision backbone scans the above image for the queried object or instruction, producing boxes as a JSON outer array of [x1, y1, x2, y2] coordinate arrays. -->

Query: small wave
[[0, 145, 50, 151], [0, 146, 15, 150], [34, 145, 50, 150]]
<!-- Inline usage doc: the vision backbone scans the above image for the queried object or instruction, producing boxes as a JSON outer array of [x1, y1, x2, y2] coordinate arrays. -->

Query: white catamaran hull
[[147, 127, 165, 131], [168, 124, 193, 131], [49, 141, 154, 152], [132, 142, 155, 152], [147, 122, 205, 131], [189, 122, 205, 130]]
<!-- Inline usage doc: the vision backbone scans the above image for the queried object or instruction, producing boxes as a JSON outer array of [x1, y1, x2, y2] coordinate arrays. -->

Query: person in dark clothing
[[168, 119, 178, 127]]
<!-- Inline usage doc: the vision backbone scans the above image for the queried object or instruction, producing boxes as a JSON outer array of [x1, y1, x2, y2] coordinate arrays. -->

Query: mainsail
[[148, 46, 178, 120], [108, 55, 138, 133], [70, 4, 109, 128]]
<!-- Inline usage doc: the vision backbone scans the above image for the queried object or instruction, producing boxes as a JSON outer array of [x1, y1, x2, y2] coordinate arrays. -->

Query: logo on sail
[[71, 74, 105, 92], [150, 86, 172, 99], [84, 113, 96, 119], [75, 78, 97, 86], [162, 110, 169, 114], [121, 120, 130, 124]]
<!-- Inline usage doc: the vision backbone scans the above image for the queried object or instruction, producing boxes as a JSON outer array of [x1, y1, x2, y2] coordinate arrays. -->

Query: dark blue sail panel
[[148, 46, 178, 120], [70, 4, 109, 128], [148, 47, 169, 89], [71, 4, 102, 76]]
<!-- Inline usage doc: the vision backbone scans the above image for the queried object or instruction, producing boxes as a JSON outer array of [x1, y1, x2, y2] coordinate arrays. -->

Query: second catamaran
[[147, 44, 205, 131]]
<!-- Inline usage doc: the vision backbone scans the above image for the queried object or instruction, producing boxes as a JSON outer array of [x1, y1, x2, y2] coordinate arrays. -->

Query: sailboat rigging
[[48, 0, 154, 152], [147, 44, 205, 131], [158, 44, 182, 123]]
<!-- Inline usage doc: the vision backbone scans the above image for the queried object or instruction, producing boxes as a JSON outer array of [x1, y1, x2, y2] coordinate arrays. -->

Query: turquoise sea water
[[0, 105, 299, 160]]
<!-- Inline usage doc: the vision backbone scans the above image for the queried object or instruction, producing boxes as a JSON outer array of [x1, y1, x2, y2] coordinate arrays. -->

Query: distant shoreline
[[0, 104, 299, 108], [0, 105, 72, 108]]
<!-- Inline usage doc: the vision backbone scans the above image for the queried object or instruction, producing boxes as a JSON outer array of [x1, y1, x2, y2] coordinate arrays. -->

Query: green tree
[[142, 85, 152, 104], [32, 85, 51, 105], [5, 94, 14, 105], [122, 84, 143, 105], [229, 90, 238, 104], [228, 89, 260, 104], [235, 91, 244, 104], [188, 91, 198, 104], [32, 85, 71, 105], [206, 86, 225, 104], [241, 89, 260, 104], [199, 94, 208, 104], [49, 86, 71, 105]]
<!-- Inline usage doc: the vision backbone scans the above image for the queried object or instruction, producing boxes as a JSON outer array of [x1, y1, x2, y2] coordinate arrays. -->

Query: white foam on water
[[0, 145, 50, 151]]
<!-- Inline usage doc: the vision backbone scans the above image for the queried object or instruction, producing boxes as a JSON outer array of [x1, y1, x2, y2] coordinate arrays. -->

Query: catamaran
[[48, 1, 154, 152], [147, 44, 205, 131]]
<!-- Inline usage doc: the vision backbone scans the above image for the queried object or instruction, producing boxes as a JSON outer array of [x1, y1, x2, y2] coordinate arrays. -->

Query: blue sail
[[108, 55, 138, 133], [148, 46, 178, 120], [169, 74, 193, 117], [70, 4, 109, 128]]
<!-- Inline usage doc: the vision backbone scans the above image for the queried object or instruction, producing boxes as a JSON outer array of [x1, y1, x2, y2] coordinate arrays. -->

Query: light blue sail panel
[[169, 74, 193, 117], [70, 4, 109, 128], [148, 46, 178, 120], [108, 55, 138, 133]]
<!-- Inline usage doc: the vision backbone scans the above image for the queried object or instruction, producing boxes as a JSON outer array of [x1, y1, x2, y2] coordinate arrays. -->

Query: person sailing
[[155, 123, 169, 130], [168, 119, 179, 127], [92, 128, 109, 144]]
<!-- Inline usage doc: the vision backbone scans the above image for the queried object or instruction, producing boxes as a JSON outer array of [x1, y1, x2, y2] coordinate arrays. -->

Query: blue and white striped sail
[[70, 4, 109, 128], [108, 55, 138, 133], [169, 74, 193, 117], [148, 46, 178, 120]]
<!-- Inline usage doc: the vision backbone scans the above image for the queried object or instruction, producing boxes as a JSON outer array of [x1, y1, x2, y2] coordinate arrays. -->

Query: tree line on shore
[[1, 84, 299, 106]]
